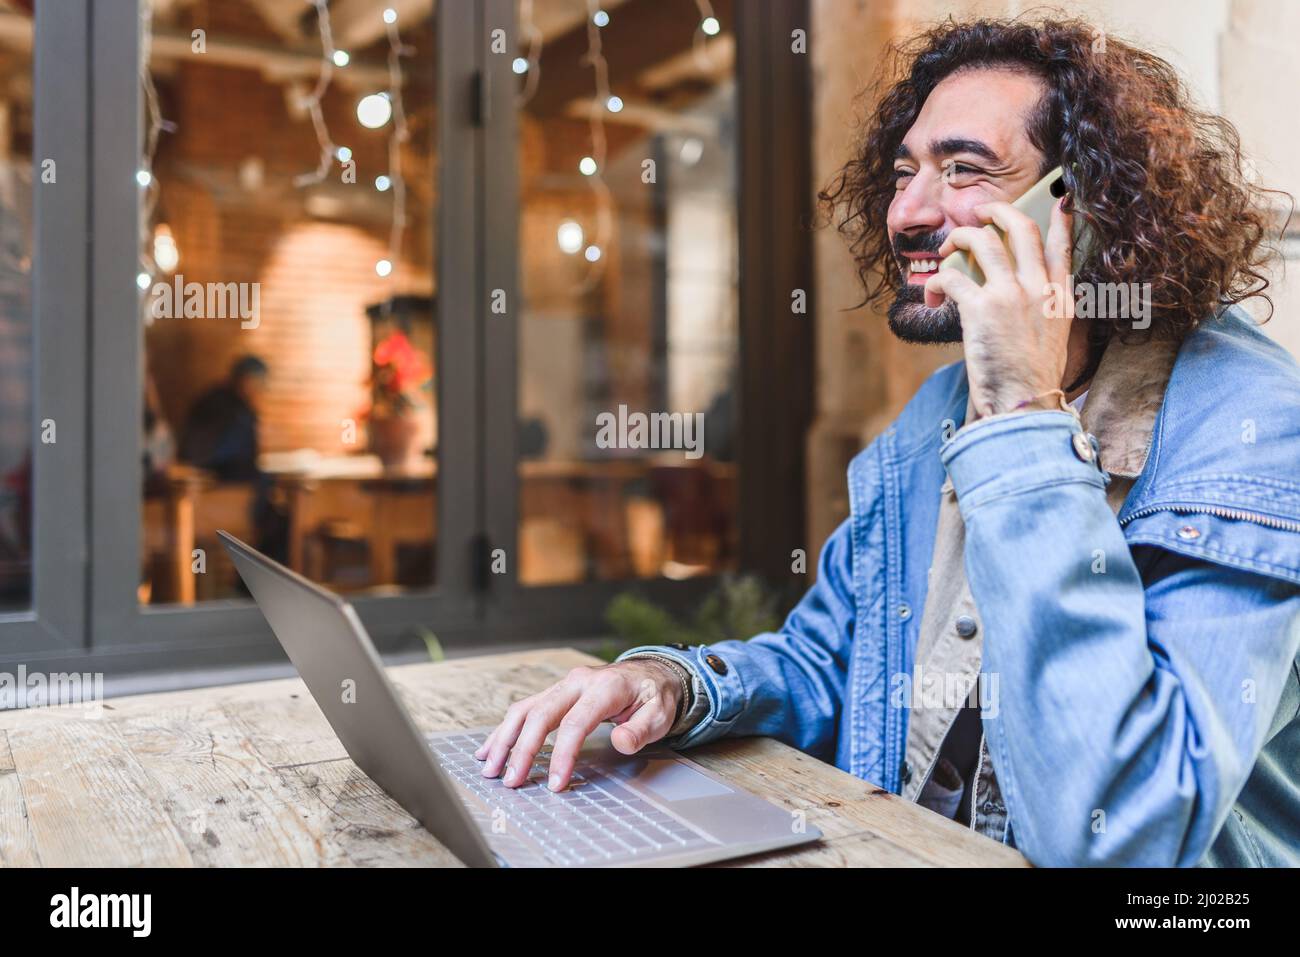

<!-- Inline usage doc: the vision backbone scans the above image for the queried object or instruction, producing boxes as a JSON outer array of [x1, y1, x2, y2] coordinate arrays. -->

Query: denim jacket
[[619, 307, 1300, 866]]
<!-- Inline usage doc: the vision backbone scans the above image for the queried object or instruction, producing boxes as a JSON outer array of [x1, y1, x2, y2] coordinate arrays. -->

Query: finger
[[480, 694, 539, 778], [610, 693, 676, 755], [974, 202, 1048, 290], [925, 266, 981, 310], [1044, 196, 1074, 289], [504, 688, 581, 787], [473, 728, 494, 761], [499, 696, 572, 785], [937, 225, 1014, 284], [546, 680, 631, 791]]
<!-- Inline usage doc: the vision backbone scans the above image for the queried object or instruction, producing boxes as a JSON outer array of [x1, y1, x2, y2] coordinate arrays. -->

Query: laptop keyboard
[[429, 731, 715, 866]]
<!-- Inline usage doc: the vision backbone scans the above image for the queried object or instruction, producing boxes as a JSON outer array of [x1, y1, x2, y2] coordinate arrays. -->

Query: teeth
[[909, 259, 938, 273]]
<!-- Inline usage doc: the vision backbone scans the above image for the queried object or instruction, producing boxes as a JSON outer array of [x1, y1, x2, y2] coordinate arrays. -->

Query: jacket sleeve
[[615, 516, 858, 761], [943, 410, 1300, 866]]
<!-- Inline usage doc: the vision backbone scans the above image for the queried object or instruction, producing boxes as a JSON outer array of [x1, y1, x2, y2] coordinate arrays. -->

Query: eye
[[892, 168, 916, 189], [941, 162, 984, 184]]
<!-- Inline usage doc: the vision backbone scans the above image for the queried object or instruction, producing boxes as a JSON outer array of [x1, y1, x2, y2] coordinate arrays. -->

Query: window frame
[[0, 0, 91, 667]]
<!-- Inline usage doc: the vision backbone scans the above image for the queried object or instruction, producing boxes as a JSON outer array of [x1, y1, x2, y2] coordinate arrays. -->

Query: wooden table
[[0, 649, 1027, 867]]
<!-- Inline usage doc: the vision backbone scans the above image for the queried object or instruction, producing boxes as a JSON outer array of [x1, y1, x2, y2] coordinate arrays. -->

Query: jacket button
[[954, 615, 978, 639], [704, 654, 728, 676], [1176, 525, 1201, 541], [1071, 432, 1095, 462], [898, 603, 912, 621]]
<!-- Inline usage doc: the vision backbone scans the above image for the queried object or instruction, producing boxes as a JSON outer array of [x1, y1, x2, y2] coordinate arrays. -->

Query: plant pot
[[369, 414, 420, 468]]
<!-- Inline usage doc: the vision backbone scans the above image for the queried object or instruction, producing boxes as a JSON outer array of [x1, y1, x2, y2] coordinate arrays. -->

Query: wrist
[[624, 654, 691, 722]]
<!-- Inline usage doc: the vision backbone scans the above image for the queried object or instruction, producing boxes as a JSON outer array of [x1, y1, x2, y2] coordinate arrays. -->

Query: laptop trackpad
[[615, 758, 734, 801]]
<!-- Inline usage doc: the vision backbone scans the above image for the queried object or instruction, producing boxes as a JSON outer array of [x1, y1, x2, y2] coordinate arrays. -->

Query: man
[[478, 18, 1300, 866], [178, 354, 289, 562], [178, 354, 268, 481]]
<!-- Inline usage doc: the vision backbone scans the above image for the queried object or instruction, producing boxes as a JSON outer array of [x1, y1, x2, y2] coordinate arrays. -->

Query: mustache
[[892, 230, 948, 258]]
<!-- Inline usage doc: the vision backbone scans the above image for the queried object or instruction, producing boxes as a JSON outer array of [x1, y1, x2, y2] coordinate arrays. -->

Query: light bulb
[[557, 221, 584, 255], [357, 93, 392, 129]]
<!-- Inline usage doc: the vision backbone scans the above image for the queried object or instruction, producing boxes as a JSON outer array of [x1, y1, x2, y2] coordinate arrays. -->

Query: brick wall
[[147, 0, 436, 455]]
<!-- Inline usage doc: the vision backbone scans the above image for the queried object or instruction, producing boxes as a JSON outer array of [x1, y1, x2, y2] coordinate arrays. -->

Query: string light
[[378, 8, 412, 308], [295, 0, 343, 187], [557, 221, 584, 254], [516, 0, 543, 106], [357, 92, 392, 129], [693, 0, 720, 70], [333, 49, 351, 67], [139, 1, 177, 296], [575, 0, 614, 293]]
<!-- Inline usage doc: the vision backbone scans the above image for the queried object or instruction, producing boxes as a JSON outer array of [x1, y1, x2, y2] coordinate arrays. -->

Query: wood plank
[[717, 830, 932, 868], [278, 758, 461, 867], [6, 719, 193, 867], [0, 731, 41, 867], [115, 700, 341, 867], [672, 736, 1027, 867]]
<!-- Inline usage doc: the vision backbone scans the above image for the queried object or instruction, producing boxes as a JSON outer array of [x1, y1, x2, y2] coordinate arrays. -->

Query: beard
[[887, 281, 963, 344], [887, 229, 963, 344]]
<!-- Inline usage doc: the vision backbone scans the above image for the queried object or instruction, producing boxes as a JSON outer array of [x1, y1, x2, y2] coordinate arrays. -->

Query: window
[[137, 0, 441, 607], [510, 0, 740, 587], [0, 0, 810, 681]]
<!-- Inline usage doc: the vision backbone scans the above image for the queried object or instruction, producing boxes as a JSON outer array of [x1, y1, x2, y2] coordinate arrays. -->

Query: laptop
[[220, 531, 822, 868]]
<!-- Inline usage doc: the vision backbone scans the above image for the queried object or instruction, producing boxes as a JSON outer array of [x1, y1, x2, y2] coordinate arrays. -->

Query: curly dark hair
[[819, 15, 1291, 380]]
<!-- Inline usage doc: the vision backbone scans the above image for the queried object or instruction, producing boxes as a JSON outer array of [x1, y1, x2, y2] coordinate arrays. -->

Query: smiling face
[[886, 66, 1051, 342]]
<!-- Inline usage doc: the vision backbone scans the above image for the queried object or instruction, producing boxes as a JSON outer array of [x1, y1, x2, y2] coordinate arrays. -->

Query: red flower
[[370, 330, 432, 417]]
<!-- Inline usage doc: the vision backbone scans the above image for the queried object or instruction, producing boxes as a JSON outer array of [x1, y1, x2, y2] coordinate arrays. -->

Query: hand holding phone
[[938, 165, 1091, 285]]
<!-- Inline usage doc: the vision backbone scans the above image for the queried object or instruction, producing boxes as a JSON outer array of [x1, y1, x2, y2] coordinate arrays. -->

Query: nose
[[887, 171, 945, 237]]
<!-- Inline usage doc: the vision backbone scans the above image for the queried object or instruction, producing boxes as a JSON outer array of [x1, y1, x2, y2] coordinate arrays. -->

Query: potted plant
[[366, 329, 432, 468]]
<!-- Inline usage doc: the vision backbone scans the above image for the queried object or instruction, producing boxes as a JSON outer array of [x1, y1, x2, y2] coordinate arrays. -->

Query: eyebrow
[[893, 137, 1004, 165]]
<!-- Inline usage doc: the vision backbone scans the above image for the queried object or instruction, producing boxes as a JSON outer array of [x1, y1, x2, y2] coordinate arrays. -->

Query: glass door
[[483, 0, 742, 631], [89, 0, 483, 669]]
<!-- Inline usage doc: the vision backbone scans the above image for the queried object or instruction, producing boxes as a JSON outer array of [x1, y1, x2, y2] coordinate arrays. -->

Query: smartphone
[[937, 165, 1091, 284]]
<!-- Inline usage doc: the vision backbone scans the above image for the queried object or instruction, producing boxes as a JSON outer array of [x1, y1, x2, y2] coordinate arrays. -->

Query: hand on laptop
[[475, 659, 683, 792]]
